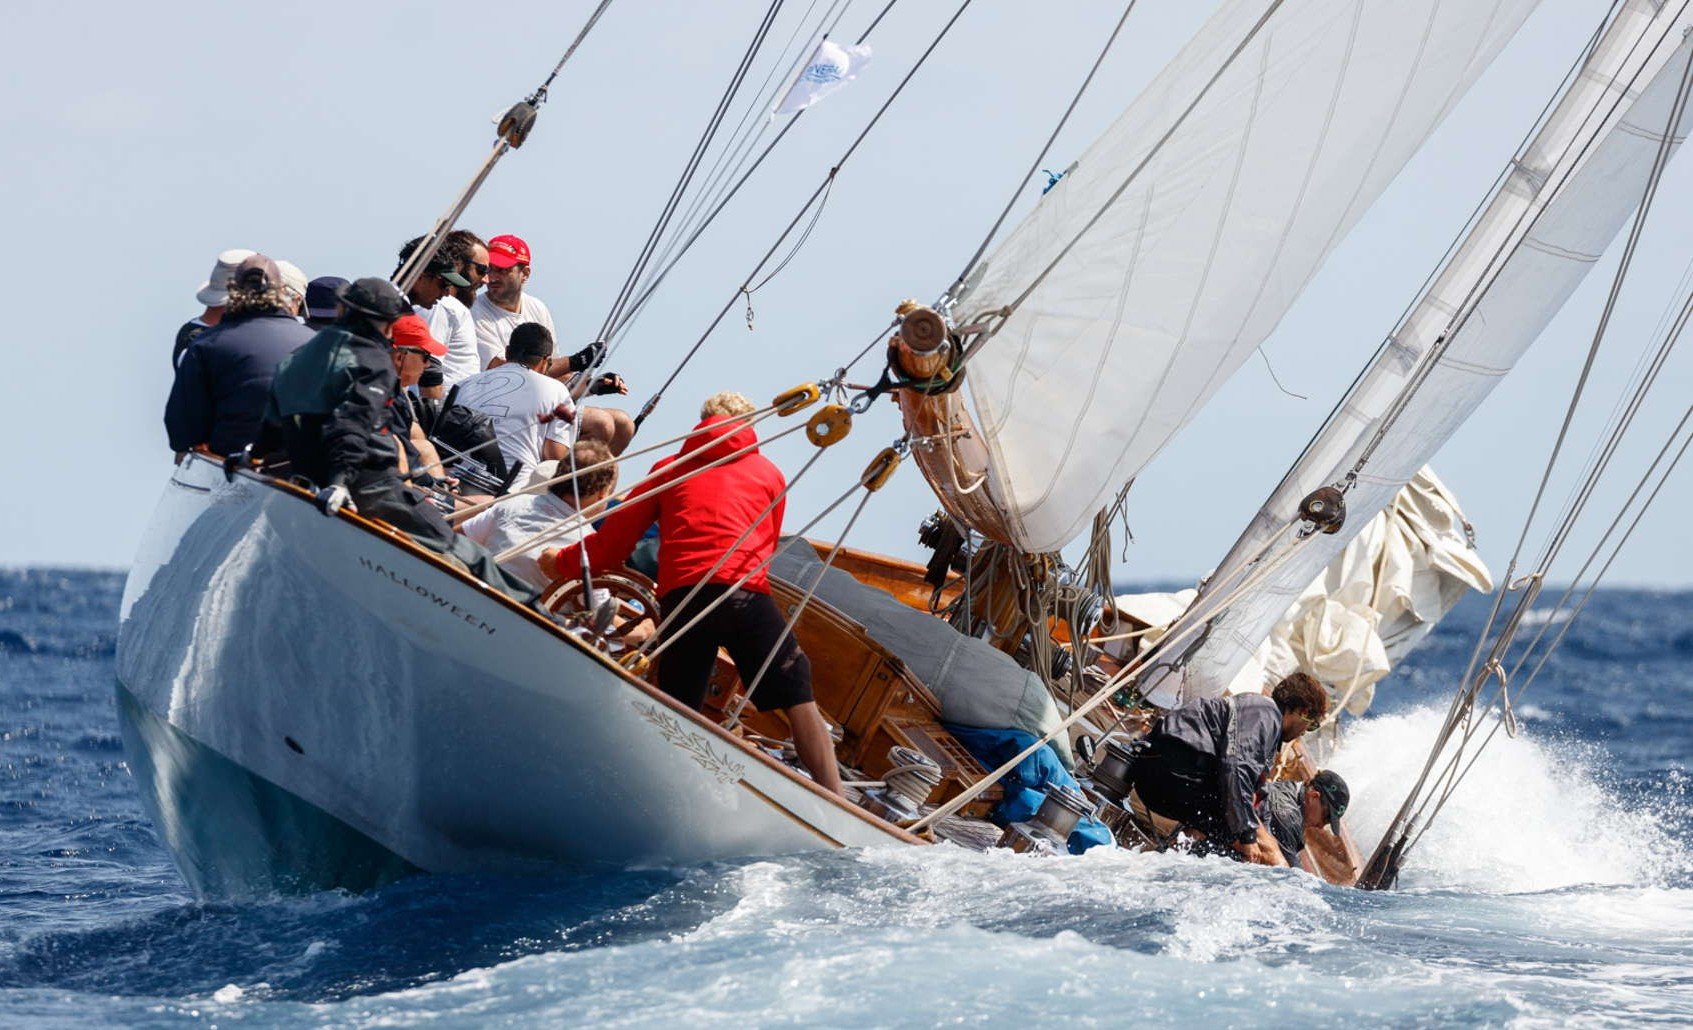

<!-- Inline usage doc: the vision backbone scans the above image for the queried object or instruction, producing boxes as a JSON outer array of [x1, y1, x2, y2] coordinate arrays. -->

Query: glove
[[567, 340, 606, 373], [588, 372, 628, 397], [222, 445, 254, 483], [314, 484, 355, 516]]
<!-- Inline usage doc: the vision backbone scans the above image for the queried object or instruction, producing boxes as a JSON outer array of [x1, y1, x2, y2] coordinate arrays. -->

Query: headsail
[[1161, 0, 1693, 704], [950, 0, 1541, 553]]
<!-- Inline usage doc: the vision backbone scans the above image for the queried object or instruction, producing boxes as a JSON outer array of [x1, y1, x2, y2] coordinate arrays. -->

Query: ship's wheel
[[539, 571, 661, 644]]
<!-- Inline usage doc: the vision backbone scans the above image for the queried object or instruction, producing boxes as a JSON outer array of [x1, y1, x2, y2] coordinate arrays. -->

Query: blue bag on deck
[[942, 724, 1113, 854]]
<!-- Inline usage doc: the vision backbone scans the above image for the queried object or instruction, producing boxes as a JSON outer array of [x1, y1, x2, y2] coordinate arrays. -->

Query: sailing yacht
[[118, 0, 1693, 896]]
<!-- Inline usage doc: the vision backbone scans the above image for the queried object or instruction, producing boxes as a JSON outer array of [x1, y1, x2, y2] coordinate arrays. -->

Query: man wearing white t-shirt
[[470, 234, 564, 372], [472, 233, 635, 453], [397, 237, 478, 392], [450, 322, 577, 478]]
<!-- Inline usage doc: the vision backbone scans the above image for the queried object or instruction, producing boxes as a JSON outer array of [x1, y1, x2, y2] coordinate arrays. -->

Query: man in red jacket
[[542, 392, 843, 797]]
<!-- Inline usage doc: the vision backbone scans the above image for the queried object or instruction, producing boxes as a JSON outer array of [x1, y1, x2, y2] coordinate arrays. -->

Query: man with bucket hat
[[174, 248, 255, 368], [261, 277, 454, 547], [166, 254, 314, 458]]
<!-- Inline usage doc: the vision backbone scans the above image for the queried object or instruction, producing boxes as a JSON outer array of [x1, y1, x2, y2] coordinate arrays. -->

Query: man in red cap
[[387, 314, 452, 488], [471, 234, 555, 369], [470, 234, 635, 454]]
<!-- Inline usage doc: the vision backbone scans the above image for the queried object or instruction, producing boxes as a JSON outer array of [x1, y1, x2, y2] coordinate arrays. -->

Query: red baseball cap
[[390, 314, 447, 356], [487, 234, 531, 269]]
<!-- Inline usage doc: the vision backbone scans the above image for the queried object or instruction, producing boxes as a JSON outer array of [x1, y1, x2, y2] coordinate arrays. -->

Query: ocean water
[[1, 569, 1689, 1027]]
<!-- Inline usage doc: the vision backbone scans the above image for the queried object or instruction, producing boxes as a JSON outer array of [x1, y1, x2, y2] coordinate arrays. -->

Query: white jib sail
[[952, 0, 1541, 554], [1163, 0, 1693, 704]]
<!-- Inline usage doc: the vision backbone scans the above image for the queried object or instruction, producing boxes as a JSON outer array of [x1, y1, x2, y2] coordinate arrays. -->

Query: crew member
[[1128, 673, 1329, 866], [1262, 768, 1351, 871], [165, 254, 315, 457], [174, 248, 254, 367], [538, 392, 844, 797], [260, 277, 454, 547]]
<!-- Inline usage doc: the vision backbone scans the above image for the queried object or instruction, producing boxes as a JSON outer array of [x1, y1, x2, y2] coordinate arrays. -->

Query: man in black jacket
[[165, 254, 315, 456], [261, 277, 453, 548], [1128, 672, 1329, 866]]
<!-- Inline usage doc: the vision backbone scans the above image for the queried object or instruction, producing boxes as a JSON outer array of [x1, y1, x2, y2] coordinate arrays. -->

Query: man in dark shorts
[[1127, 672, 1329, 865], [1262, 768, 1351, 868], [540, 392, 843, 797]]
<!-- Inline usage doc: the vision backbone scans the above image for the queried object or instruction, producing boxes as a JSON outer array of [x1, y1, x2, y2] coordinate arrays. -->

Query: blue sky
[[6, 0, 1689, 586]]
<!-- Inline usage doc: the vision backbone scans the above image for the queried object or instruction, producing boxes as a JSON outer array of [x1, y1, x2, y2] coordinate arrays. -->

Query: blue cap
[[305, 276, 349, 320]]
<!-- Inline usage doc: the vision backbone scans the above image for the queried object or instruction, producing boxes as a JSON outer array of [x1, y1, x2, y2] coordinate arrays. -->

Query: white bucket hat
[[196, 248, 257, 307]]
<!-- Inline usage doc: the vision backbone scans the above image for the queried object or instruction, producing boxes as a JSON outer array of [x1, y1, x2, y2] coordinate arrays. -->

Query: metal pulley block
[[773, 382, 822, 415], [806, 404, 852, 447], [1298, 484, 1347, 534], [496, 101, 540, 147]]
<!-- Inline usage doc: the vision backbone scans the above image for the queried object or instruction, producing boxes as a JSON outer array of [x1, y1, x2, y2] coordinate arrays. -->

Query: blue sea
[[2, 568, 1689, 1027]]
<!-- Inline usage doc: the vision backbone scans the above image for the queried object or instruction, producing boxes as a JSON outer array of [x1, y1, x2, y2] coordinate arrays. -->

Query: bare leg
[[577, 406, 636, 455], [785, 701, 843, 797]]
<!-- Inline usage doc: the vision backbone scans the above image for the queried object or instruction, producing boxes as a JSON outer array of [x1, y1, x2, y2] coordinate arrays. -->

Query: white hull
[[117, 457, 913, 896]]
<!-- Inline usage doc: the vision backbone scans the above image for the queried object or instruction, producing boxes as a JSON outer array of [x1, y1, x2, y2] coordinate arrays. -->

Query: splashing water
[[2, 574, 1690, 1025], [1331, 704, 1690, 893]]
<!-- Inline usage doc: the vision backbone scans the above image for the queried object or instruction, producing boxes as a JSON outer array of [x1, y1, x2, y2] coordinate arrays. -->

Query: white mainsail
[[951, 0, 1541, 554], [1161, 0, 1693, 704]]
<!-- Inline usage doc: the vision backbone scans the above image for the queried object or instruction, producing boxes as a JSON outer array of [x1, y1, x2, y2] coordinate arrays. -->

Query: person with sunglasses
[[1122, 672, 1330, 866]]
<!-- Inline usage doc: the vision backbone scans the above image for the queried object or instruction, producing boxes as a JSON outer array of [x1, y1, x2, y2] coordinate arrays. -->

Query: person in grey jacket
[[1128, 672, 1329, 866]]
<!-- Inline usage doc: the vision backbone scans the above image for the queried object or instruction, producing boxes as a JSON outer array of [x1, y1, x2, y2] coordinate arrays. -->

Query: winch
[[858, 745, 942, 823], [1083, 733, 1159, 848], [996, 782, 1096, 855], [1089, 734, 1143, 803]]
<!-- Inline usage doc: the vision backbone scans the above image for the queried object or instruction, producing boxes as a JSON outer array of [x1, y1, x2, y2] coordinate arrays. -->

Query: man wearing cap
[[166, 254, 315, 457], [174, 248, 255, 368], [276, 260, 310, 319], [441, 229, 489, 309], [471, 234, 635, 453], [396, 236, 478, 392], [262, 277, 453, 546], [1261, 769, 1353, 875], [304, 276, 348, 330], [470, 234, 557, 371], [386, 314, 451, 490]]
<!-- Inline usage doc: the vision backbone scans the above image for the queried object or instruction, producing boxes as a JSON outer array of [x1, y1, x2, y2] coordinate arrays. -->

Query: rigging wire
[[1360, 37, 1693, 886], [639, 0, 855, 298], [594, 0, 792, 345], [965, 0, 1290, 341], [942, 0, 1141, 302], [605, 0, 902, 346], [628, 0, 980, 431], [1192, 1, 1624, 513], [1398, 411, 1693, 859], [392, 0, 619, 292]]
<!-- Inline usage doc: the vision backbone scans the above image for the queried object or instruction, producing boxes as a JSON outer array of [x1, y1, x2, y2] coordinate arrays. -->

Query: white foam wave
[[1329, 704, 1686, 892]]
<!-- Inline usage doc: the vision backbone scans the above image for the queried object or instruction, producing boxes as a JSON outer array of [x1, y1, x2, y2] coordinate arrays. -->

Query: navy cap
[[305, 276, 349, 320], [1311, 769, 1350, 835]]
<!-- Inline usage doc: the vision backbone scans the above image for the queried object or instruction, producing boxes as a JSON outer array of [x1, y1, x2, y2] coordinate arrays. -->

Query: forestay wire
[[1359, 40, 1693, 889]]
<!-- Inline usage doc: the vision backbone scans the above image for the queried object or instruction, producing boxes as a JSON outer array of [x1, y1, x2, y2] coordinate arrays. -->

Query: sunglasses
[[468, 262, 489, 275]]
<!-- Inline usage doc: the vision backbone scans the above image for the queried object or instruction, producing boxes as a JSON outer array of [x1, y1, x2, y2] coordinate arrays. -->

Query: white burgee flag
[[773, 37, 872, 117]]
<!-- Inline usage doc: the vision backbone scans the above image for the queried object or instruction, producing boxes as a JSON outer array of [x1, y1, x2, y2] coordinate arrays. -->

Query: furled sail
[[1159, 0, 1693, 704], [950, 0, 1540, 553]]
